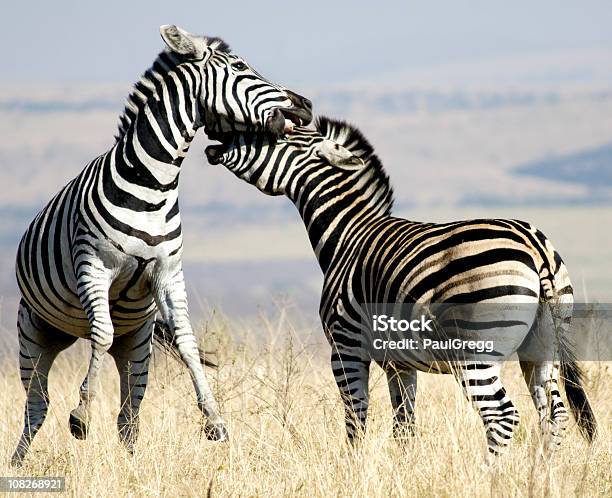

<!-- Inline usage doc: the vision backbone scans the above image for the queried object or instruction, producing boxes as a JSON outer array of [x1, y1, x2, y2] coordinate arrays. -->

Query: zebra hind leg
[[520, 360, 568, 450], [11, 301, 77, 467], [384, 364, 417, 442], [518, 299, 571, 450], [109, 318, 154, 453], [456, 363, 520, 455]]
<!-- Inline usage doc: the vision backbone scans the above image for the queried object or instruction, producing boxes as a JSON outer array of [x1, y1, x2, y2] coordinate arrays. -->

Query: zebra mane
[[115, 37, 230, 142], [315, 116, 394, 215], [202, 37, 231, 54]]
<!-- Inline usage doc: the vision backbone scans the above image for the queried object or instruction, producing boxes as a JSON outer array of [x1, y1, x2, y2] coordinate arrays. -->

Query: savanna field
[[2, 3, 612, 497], [0, 309, 610, 498]]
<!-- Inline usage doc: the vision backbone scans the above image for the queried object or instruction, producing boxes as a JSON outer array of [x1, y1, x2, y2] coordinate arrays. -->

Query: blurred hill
[[515, 142, 612, 196]]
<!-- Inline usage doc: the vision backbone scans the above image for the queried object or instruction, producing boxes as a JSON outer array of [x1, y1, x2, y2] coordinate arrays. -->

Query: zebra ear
[[160, 25, 205, 59], [316, 139, 365, 171]]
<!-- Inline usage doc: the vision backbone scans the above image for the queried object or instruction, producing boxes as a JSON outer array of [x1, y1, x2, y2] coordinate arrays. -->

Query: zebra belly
[[108, 271, 158, 335], [321, 269, 540, 370], [18, 278, 157, 338], [18, 273, 157, 338], [368, 285, 540, 367], [16, 225, 158, 338]]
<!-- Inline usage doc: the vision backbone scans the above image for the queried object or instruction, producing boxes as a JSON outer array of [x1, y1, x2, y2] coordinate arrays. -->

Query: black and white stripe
[[11, 24, 312, 466], [210, 116, 597, 454]]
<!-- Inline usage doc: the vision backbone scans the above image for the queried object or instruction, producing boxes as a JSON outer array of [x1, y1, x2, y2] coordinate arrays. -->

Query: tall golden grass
[[0, 309, 610, 497]]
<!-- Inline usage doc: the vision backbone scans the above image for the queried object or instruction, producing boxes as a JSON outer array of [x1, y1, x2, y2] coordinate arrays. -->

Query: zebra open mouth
[[204, 134, 239, 165], [266, 106, 311, 136], [205, 106, 310, 165]]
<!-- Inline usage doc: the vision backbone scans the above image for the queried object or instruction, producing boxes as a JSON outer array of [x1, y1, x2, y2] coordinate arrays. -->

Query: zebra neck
[[111, 52, 204, 195], [94, 127, 193, 231], [289, 166, 391, 272], [105, 77, 203, 214], [114, 116, 197, 186]]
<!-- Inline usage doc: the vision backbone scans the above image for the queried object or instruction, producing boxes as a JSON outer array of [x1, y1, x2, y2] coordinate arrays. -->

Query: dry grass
[[0, 310, 610, 497]]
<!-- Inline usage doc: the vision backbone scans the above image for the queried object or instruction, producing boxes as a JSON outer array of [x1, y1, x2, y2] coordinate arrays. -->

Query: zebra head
[[205, 117, 368, 196], [160, 25, 312, 138]]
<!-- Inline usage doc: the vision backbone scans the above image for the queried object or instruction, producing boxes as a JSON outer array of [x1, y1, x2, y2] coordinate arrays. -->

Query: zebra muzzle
[[205, 144, 225, 165], [266, 107, 307, 137], [266, 108, 290, 137]]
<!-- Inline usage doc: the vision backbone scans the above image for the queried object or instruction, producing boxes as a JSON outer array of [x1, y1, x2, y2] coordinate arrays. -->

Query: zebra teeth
[[283, 119, 295, 134], [279, 106, 311, 127]]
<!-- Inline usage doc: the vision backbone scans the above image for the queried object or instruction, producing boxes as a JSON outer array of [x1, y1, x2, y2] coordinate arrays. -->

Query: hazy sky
[[2, 1, 612, 90]]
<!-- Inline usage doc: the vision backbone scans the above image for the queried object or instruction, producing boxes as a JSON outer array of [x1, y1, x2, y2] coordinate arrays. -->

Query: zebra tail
[[559, 335, 597, 442], [152, 319, 218, 368]]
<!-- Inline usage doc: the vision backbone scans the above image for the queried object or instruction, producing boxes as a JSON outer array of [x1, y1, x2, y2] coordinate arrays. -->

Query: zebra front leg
[[69, 263, 114, 440], [385, 364, 417, 441], [109, 318, 154, 453], [11, 301, 77, 467], [153, 269, 227, 441], [331, 350, 370, 443], [456, 362, 520, 455]]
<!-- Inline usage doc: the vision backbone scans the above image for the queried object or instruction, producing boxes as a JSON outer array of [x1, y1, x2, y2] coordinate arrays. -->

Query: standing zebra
[[205, 117, 597, 454], [12, 24, 312, 466]]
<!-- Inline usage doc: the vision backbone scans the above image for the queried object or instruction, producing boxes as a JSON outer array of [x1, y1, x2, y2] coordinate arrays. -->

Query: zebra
[[205, 116, 597, 455], [11, 24, 312, 466]]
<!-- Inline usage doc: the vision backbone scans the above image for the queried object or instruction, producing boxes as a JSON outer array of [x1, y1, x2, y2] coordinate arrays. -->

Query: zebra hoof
[[118, 422, 139, 453], [204, 423, 229, 442], [10, 452, 24, 468], [69, 411, 88, 440], [393, 423, 416, 443]]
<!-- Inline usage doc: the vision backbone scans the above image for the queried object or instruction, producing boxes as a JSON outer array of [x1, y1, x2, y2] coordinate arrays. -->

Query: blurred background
[[1, 0, 611, 332]]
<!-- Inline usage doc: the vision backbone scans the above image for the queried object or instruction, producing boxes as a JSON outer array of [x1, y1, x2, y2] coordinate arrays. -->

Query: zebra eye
[[232, 61, 248, 71]]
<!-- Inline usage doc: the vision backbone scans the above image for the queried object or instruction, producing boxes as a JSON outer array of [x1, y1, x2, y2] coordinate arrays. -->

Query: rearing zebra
[[205, 117, 597, 454], [11, 24, 312, 466]]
